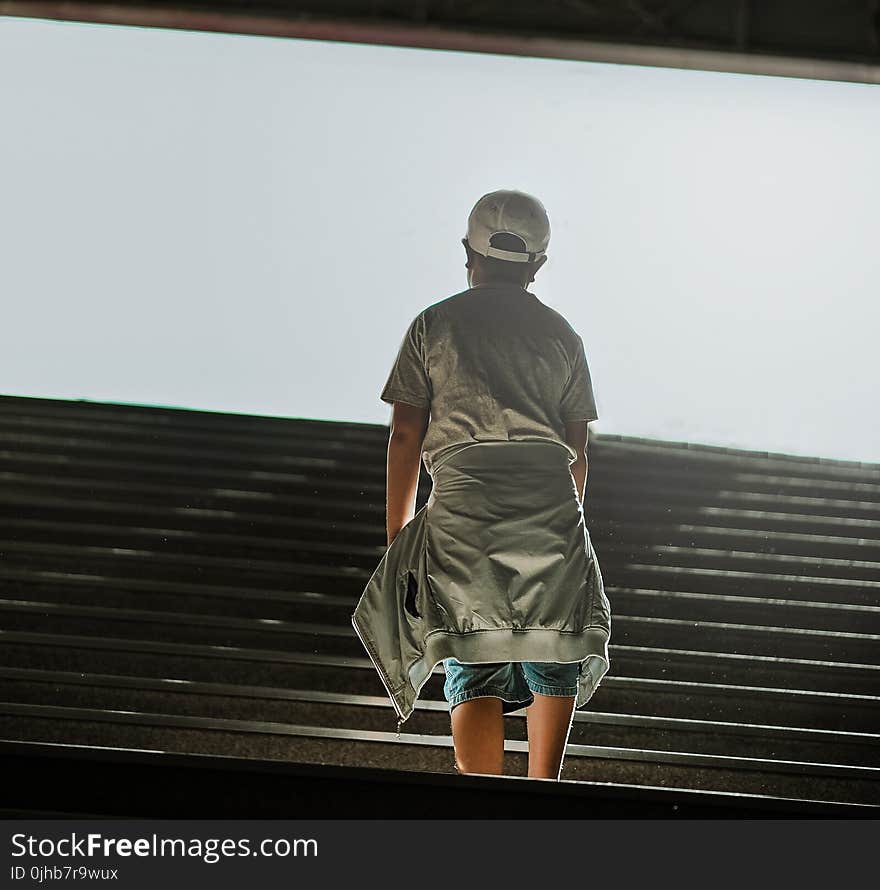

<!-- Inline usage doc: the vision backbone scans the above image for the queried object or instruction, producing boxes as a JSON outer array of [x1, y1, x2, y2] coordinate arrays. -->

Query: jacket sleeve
[[559, 334, 598, 422], [380, 313, 432, 409]]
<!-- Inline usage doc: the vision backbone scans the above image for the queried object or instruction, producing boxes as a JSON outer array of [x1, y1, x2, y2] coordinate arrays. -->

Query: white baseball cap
[[465, 189, 550, 264]]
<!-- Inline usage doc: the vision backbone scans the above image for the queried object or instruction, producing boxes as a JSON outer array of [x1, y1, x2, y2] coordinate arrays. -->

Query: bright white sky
[[2, 15, 878, 462]]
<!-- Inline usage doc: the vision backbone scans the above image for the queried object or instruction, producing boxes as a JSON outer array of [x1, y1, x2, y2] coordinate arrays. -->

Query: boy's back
[[381, 282, 598, 475]]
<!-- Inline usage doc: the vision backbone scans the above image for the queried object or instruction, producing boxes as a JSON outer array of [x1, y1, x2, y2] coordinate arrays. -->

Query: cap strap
[[484, 245, 544, 263]]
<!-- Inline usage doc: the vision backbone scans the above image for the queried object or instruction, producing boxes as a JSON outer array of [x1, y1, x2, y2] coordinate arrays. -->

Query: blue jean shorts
[[442, 657, 580, 715]]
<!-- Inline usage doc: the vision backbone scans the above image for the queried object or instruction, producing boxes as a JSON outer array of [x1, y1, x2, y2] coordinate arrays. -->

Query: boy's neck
[[472, 282, 528, 290]]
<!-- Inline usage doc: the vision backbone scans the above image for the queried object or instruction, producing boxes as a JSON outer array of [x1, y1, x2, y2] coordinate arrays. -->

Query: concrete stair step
[[2, 671, 877, 767], [1, 704, 877, 806], [1, 639, 877, 731], [3, 601, 878, 664], [2, 540, 879, 609], [3, 572, 878, 635]]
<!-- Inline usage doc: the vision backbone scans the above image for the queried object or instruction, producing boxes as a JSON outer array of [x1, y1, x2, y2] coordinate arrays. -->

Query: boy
[[353, 189, 610, 780]]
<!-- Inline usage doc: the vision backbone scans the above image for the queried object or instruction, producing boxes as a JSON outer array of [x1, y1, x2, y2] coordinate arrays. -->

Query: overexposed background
[[2, 15, 878, 461]]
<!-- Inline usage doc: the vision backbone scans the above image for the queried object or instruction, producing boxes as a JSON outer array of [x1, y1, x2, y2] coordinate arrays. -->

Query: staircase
[[1, 394, 878, 813]]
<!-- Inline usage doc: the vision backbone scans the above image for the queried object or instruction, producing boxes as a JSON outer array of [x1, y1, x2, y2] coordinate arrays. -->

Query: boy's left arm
[[385, 401, 430, 546]]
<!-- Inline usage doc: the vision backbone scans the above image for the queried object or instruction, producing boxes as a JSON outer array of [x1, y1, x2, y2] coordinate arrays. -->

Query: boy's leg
[[449, 697, 505, 775], [525, 692, 577, 780]]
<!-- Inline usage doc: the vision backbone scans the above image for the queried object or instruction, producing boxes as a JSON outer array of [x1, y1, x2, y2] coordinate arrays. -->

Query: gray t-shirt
[[380, 283, 598, 474]]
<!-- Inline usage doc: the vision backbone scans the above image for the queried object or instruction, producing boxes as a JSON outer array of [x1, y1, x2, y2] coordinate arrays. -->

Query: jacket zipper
[[351, 613, 407, 740]]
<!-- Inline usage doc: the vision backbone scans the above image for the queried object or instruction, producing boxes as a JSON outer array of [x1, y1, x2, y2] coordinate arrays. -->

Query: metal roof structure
[[3, 0, 880, 83]]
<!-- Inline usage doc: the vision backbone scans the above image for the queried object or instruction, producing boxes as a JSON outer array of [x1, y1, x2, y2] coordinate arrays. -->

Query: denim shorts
[[442, 657, 580, 715]]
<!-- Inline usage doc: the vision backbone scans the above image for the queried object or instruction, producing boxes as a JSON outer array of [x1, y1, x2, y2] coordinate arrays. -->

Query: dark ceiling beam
[[2, 1, 879, 84]]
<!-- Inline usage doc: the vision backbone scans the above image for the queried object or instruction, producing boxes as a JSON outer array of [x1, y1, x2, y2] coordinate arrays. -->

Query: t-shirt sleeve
[[559, 334, 598, 422], [380, 313, 432, 409]]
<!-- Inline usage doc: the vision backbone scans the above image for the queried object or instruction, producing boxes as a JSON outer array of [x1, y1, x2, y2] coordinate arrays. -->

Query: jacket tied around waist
[[351, 439, 611, 727]]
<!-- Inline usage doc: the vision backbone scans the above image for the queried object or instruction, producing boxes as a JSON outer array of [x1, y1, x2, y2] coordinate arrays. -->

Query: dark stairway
[[1, 394, 878, 814]]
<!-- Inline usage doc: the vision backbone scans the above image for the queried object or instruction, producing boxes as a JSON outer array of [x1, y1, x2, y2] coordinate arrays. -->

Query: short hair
[[478, 232, 535, 284]]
